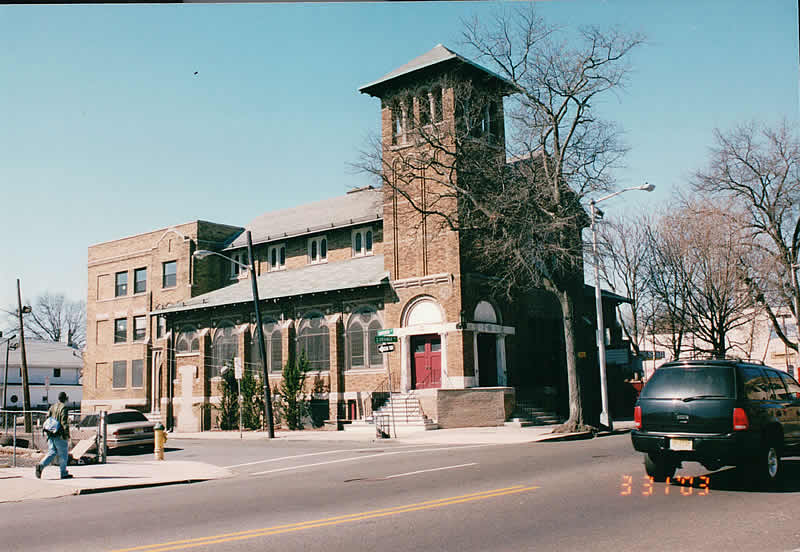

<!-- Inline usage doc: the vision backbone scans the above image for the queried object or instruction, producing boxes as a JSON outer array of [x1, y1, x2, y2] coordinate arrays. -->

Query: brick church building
[[82, 45, 630, 431]]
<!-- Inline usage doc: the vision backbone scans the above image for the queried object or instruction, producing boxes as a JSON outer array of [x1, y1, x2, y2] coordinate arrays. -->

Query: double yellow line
[[111, 484, 539, 552]]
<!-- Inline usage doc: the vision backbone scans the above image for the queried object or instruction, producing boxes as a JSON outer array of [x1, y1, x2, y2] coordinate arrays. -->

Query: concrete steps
[[370, 393, 438, 430], [506, 402, 563, 427]]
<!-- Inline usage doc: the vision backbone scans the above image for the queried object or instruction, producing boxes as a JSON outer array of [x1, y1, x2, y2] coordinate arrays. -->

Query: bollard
[[99, 411, 108, 464], [154, 423, 166, 460]]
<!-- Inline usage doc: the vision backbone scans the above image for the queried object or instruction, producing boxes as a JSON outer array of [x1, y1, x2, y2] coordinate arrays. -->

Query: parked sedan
[[76, 409, 156, 451]]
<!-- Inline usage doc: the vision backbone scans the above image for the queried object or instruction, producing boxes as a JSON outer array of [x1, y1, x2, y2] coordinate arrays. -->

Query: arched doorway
[[402, 296, 446, 390]]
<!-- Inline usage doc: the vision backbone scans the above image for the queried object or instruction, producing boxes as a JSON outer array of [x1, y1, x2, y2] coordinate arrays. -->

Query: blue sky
[[1, 0, 798, 324]]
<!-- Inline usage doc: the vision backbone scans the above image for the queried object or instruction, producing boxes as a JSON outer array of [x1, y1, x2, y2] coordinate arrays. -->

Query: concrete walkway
[[0, 421, 634, 504], [0, 460, 232, 504]]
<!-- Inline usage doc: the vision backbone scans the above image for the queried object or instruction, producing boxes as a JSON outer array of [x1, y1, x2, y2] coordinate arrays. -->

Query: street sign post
[[376, 329, 394, 337], [374, 335, 398, 344], [377, 343, 395, 353]]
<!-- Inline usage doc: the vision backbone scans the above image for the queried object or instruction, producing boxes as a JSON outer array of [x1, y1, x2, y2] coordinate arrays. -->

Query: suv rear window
[[640, 366, 735, 400], [107, 411, 148, 424]]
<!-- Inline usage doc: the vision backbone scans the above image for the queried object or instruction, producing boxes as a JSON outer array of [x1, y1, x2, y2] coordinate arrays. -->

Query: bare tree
[[357, 7, 644, 431], [694, 120, 800, 353], [645, 201, 756, 359], [597, 213, 653, 356], [679, 203, 756, 358], [23, 293, 86, 349], [643, 213, 691, 360]]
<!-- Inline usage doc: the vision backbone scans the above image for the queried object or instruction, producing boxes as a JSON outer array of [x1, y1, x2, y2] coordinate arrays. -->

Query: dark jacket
[[47, 402, 70, 440]]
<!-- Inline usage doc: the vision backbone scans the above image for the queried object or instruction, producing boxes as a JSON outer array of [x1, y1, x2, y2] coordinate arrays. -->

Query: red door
[[412, 335, 441, 389]]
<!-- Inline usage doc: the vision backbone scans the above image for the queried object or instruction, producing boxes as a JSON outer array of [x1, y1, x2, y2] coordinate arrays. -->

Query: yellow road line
[[110, 484, 539, 552]]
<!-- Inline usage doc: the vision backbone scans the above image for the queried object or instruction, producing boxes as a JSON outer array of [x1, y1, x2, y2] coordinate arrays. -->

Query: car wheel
[[645, 453, 676, 482], [751, 441, 782, 489]]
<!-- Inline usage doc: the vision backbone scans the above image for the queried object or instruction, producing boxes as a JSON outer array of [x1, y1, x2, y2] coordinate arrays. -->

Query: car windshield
[[107, 411, 148, 424], [79, 414, 98, 428], [640, 366, 735, 400]]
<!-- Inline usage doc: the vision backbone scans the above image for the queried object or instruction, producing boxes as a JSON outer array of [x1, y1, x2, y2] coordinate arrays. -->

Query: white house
[[1, 338, 83, 411]]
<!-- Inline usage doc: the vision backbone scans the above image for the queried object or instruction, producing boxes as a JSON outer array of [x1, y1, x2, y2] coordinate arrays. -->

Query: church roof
[[153, 254, 389, 315], [225, 187, 382, 250], [359, 44, 515, 98]]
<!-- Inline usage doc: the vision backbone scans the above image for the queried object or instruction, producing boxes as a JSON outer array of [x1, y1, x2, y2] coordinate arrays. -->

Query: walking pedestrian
[[35, 391, 72, 479]]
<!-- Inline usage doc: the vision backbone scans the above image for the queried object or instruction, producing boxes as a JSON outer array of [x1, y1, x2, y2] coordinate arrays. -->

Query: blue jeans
[[40, 436, 69, 478]]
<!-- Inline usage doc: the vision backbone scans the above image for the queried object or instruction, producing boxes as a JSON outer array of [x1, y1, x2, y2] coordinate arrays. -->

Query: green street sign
[[376, 329, 394, 337], [374, 335, 398, 344]]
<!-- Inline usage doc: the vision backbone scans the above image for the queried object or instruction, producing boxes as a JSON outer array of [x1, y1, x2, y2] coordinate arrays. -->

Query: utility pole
[[17, 279, 32, 433], [247, 231, 275, 438]]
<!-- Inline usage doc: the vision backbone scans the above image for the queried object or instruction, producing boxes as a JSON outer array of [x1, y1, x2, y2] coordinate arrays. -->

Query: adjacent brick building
[[83, 45, 627, 431]]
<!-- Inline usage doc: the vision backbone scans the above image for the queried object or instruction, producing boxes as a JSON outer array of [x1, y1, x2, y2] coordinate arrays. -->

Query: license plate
[[669, 438, 693, 451]]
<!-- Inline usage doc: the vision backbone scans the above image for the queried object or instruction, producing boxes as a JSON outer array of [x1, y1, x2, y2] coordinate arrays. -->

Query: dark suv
[[631, 360, 800, 486]]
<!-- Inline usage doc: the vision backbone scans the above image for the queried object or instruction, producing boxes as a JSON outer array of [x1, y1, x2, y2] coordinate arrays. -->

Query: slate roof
[[359, 44, 516, 97], [153, 254, 389, 315], [226, 188, 382, 250], [6, 339, 83, 369]]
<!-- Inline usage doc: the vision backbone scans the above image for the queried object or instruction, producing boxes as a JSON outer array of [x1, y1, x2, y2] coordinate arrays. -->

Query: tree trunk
[[554, 287, 589, 433]]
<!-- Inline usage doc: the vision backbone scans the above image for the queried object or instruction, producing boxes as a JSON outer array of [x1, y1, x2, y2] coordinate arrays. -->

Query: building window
[[53, 368, 61, 378], [131, 359, 144, 388], [133, 316, 147, 342], [268, 244, 286, 271], [176, 326, 200, 353], [250, 321, 283, 374], [432, 86, 443, 123], [157, 316, 166, 339], [297, 313, 329, 372], [162, 261, 177, 288], [114, 318, 127, 343], [346, 309, 383, 370], [112, 360, 126, 389], [115, 271, 128, 297], [352, 228, 373, 257], [133, 267, 147, 294], [308, 236, 327, 265], [211, 321, 237, 378], [231, 251, 249, 279]]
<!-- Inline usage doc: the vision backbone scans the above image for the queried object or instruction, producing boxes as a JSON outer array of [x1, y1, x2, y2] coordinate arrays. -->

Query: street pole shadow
[[688, 459, 800, 493]]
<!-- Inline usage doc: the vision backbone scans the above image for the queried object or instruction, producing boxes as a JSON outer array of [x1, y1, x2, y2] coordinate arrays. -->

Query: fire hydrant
[[154, 423, 167, 460]]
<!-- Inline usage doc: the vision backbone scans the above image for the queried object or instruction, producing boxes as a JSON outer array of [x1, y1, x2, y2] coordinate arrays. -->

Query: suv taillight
[[733, 408, 749, 431], [634, 406, 642, 429]]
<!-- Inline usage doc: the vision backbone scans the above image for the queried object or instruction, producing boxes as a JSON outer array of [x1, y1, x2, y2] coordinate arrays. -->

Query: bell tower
[[360, 44, 512, 282]]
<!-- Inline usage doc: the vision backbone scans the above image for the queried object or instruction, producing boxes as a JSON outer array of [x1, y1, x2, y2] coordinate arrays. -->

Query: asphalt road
[[3, 434, 800, 552]]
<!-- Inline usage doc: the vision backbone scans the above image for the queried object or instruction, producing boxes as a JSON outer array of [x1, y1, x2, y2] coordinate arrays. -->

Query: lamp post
[[194, 230, 275, 438], [2, 335, 18, 432], [590, 183, 655, 431]]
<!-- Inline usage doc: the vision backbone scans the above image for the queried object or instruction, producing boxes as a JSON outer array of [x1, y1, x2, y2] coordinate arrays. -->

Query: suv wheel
[[753, 442, 782, 488], [645, 453, 676, 482]]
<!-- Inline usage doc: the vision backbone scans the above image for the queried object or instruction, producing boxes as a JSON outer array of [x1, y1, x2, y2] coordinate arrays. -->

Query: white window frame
[[307, 236, 328, 265], [230, 250, 249, 279], [268, 244, 286, 272], [351, 227, 374, 258]]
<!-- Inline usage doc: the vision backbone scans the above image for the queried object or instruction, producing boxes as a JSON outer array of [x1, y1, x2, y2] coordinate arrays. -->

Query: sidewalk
[[0, 460, 232, 504], [0, 421, 634, 504], [171, 420, 637, 445]]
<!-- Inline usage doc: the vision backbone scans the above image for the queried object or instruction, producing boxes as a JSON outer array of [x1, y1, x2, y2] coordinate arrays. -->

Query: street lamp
[[2, 335, 18, 432], [193, 230, 275, 439], [590, 183, 655, 431]]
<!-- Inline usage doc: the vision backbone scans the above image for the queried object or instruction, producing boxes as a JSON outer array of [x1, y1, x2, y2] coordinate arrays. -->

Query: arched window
[[297, 313, 330, 372], [176, 326, 200, 353], [346, 309, 383, 370], [250, 321, 283, 374], [211, 321, 237, 378]]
